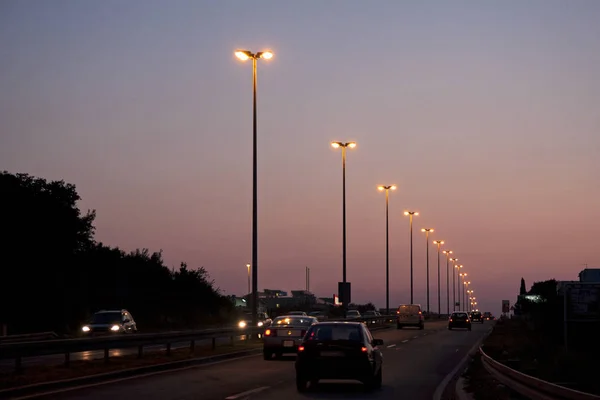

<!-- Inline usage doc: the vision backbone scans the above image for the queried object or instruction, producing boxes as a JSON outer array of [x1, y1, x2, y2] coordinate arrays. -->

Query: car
[[469, 311, 484, 323], [237, 311, 272, 329], [263, 315, 318, 360], [295, 322, 383, 392], [363, 310, 381, 325], [81, 309, 137, 335], [308, 311, 328, 321], [448, 311, 471, 331], [396, 304, 424, 329], [346, 310, 361, 319], [287, 311, 308, 316]]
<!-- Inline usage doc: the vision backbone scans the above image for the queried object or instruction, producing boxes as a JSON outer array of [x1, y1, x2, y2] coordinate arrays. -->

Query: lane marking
[[412, 336, 418, 339], [225, 386, 270, 400], [401, 340, 409, 343], [386, 344, 396, 348], [423, 333, 428, 336]]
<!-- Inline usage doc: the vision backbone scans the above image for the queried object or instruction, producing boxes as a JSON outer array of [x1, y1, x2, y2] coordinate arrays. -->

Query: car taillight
[[418, 311, 422, 314], [449, 319, 453, 322], [264, 329, 271, 336], [361, 347, 368, 352], [298, 346, 305, 352]]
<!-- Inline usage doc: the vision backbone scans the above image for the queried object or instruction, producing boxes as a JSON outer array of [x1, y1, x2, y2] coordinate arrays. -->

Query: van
[[396, 304, 424, 330]]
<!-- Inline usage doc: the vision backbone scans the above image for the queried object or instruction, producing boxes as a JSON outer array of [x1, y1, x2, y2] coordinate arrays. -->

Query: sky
[[2, 0, 600, 316]]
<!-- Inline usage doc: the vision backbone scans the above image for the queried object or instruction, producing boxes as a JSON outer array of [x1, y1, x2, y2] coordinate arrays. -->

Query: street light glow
[[234, 49, 274, 61]]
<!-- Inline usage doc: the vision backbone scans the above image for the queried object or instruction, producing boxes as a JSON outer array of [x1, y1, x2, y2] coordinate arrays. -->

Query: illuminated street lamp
[[234, 49, 274, 327], [463, 280, 471, 310], [404, 211, 419, 303], [459, 272, 467, 310], [433, 240, 444, 315], [453, 263, 462, 310], [331, 141, 357, 311], [246, 263, 251, 295], [378, 185, 397, 315], [421, 228, 434, 313], [443, 250, 453, 315]]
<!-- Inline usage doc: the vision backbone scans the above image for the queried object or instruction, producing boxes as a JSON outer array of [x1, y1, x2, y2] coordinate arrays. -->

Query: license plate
[[320, 351, 344, 357], [283, 340, 294, 347]]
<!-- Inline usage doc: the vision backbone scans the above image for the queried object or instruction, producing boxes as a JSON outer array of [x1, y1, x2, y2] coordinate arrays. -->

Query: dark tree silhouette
[[0, 171, 233, 334], [520, 277, 527, 295]]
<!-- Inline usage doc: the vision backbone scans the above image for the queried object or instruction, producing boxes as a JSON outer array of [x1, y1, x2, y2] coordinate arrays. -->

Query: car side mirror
[[373, 339, 384, 346]]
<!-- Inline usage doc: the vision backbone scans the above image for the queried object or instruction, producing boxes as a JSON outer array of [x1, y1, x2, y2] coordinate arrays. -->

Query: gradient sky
[[2, 1, 600, 315]]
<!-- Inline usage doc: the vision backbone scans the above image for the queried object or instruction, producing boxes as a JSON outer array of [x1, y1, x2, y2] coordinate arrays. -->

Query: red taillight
[[418, 311, 422, 315], [298, 346, 305, 352], [264, 329, 271, 336], [361, 347, 368, 352], [449, 319, 453, 322]]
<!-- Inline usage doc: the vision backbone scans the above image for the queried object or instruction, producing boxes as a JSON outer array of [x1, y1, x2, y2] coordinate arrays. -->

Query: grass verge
[[0, 340, 262, 390]]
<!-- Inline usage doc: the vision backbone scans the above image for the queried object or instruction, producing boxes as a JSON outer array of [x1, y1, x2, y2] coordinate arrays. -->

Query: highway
[[0, 336, 243, 371], [37, 320, 491, 400]]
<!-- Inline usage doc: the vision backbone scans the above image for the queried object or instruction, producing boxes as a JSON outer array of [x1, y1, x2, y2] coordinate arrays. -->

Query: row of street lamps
[[234, 48, 478, 324]]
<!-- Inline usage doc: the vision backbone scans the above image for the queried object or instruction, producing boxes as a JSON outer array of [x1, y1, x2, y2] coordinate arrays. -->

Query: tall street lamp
[[234, 49, 274, 327], [378, 185, 397, 315], [246, 263, 251, 295], [464, 281, 471, 310], [331, 141, 356, 310], [404, 211, 419, 303], [458, 272, 466, 310], [433, 240, 444, 316], [421, 228, 434, 313], [454, 263, 462, 310], [443, 249, 453, 315]]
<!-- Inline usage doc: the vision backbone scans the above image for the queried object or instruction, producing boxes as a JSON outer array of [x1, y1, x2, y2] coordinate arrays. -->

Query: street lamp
[[246, 263, 251, 295], [421, 228, 434, 313], [404, 211, 419, 303], [443, 249, 453, 315], [459, 272, 467, 310], [453, 262, 462, 310], [234, 49, 274, 327], [331, 141, 357, 310], [433, 240, 444, 316], [378, 185, 397, 315], [463, 279, 471, 310]]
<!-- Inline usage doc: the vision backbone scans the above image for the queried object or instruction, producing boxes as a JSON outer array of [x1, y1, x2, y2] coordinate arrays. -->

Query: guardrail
[[0, 315, 394, 373], [480, 345, 600, 400], [0, 331, 58, 344]]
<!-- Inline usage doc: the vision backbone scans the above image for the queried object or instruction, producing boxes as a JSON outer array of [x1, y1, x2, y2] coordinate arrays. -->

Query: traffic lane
[[256, 323, 490, 400], [44, 321, 448, 400], [0, 336, 243, 371]]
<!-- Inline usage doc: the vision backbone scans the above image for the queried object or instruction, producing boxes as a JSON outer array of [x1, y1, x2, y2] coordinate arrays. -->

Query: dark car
[[81, 309, 137, 335], [448, 312, 471, 331], [469, 311, 483, 323], [295, 322, 383, 392]]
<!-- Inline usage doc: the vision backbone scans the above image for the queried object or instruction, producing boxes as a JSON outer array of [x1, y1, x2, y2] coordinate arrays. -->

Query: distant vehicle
[[308, 311, 328, 321], [295, 322, 383, 392], [346, 310, 361, 319], [81, 309, 137, 335], [483, 312, 494, 321], [287, 311, 308, 316], [448, 312, 471, 331], [237, 312, 272, 329], [396, 304, 424, 330], [363, 310, 381, 325], [469, 311, 483, 323], [263, 315, 318, 360]]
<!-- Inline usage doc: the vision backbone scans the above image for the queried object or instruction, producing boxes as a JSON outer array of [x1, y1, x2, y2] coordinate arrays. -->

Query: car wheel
[[448, 326, 452, 330], [419, 323, 424, 330], [468, 327, 472, 331], [263, 350, 272, 360], [396, 324, 402, 329], [296, 374, 309, 392]]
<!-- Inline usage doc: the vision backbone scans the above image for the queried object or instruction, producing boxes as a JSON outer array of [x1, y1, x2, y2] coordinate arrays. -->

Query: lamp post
[[433, 240, 444, 316], [404, 211, 419, 303], [421, 228, 434, 313], [459, 272, 466, 310], [443, 250, 453, 315], [450, 259, 459, 310], [454, 263, 463, 310], [464, 281, 471, 310], [378, 185, 397, 315], [331, 141, 356, 311], [246, 263, 251, 295]]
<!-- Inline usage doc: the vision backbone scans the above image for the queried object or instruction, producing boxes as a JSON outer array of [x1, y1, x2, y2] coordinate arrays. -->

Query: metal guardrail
[[0, 315, 394, 373], [480, 345, 600, 400], [0, 331, 58, 344]]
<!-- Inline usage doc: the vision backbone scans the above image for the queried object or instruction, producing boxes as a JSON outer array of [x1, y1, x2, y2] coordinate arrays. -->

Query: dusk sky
[[2, 1, 599, 315]]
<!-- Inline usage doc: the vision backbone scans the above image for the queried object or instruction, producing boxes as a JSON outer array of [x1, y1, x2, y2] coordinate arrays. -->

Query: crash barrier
[[0, 332, 59, 344], [480, 346, 600, 400], [0, 315, 395, 373]]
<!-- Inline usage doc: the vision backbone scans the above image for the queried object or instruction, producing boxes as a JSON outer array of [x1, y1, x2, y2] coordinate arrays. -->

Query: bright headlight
[[82, 326, 90, 332], [110, 325, 120, 331], [238, 321, 247, 328], [257, 321, 264, 327]]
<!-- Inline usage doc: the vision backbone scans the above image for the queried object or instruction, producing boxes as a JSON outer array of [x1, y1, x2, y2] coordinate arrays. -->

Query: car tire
[[468, 327, 472, 331], [296, 374, 309, 392], [396, 324, 403, 329], [448, 326, 452, 330], [419, 323, 424, 330], [263, 350, 272, 360]]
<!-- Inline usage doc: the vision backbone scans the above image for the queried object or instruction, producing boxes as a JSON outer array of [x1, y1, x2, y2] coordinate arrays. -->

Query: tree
[[520, 278, 527, 295]]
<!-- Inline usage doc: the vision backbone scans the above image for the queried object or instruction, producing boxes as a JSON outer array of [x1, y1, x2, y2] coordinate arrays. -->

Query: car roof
[[311, 321, 364, 327]]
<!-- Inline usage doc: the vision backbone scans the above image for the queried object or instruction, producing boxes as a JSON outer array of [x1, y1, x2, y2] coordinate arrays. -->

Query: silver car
[[263, 315, 317, 360]]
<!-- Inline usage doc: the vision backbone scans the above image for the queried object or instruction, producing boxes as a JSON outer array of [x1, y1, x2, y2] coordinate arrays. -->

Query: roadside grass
[[0, 339, 262, 390]]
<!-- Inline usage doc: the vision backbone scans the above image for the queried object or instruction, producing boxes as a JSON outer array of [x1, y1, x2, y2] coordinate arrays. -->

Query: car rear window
[[398, 305, 420, 314], [452, 313, 468, 319], [306, 324, 363, 342]]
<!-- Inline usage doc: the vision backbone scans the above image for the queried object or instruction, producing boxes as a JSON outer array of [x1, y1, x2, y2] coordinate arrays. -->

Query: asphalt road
[[35, 320, 492, 400], [0, 336, 243, 371]]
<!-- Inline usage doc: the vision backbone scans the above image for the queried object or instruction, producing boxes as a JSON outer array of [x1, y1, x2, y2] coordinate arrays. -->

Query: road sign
[[502, 300, 510, 313]]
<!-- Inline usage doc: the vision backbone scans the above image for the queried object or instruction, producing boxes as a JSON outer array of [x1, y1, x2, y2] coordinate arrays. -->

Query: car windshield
[[306, 324, 362, 341], [398, 305, 420, 314], [273, 316, 315, 326], [347, 310, 360, 315], [452, 313, 468, 319], [364, 311, 376, 315], [91, 312, 121, 324]]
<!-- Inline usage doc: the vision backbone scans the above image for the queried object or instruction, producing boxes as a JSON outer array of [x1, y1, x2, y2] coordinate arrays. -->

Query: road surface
[[34, 320, 491, 400]]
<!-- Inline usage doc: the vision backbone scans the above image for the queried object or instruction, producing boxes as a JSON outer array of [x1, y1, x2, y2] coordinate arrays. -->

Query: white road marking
[[413, 336, 418, 339], [387, 344, 396, 348], [423, 333, 428, 336], [401, 340, 409, 343], [225, 386, 270, 399]]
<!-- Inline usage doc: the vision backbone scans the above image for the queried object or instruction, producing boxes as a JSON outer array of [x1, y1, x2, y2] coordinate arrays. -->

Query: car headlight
[[82, 326, 90, 332], [257, 321, 264, 327], [238, 321, 247, 328], [110, 325, 120, 331]]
